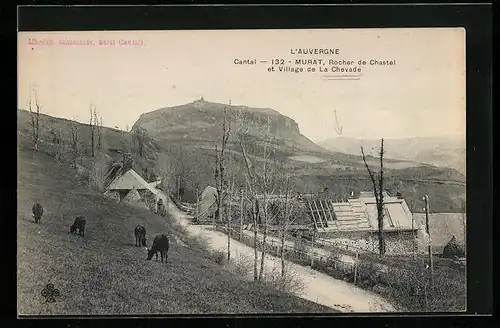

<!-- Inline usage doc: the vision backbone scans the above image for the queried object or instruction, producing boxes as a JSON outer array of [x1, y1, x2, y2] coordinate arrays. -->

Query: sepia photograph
[[17, 28, 466, 315]]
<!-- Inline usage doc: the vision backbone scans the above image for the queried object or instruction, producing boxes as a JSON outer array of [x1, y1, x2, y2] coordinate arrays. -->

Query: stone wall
[[320, 230, 417, 255], [382, 231, 417, 255]]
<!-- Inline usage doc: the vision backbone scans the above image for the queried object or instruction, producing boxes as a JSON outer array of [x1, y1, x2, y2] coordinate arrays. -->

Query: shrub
[[371, 260, 466, 312], [211, 249, 226, 265], [88, 154, 110, 192], [261, 263, 305, 295], [229, 252, 254, 277]]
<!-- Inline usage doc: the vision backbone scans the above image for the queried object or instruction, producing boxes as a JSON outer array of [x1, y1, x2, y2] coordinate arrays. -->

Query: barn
[[104, 168, 161, 211], [303, 191, 420, 255]]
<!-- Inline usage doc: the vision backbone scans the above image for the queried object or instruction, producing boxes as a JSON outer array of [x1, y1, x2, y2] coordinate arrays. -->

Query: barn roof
[[107, 169, 151, 191], [197, 185, 228, 220], [362, 197, 415, 231], [304, 191, 417, 233]]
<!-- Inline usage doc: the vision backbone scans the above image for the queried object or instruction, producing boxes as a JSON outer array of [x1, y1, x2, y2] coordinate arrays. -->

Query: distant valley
[[318, 136, 466, 175]]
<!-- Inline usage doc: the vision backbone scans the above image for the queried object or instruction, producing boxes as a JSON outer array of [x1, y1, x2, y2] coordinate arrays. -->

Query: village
[[103, 163, 465, 262], [100, 158, 466, 312]]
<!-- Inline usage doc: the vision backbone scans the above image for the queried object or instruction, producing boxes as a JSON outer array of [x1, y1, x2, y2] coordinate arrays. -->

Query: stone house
[[303, 191, 419, 255]]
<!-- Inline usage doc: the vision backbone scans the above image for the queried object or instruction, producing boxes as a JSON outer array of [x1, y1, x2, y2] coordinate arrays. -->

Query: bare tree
[[225, 152, 237, 262], [28, 86, 41, 151], [121, 137, 133, 171], [90, 105, 95, 157], [361, 138, 386, 255], [257, 118, 279, 281], [96, 113, 103, 153], [52, 128, 64, 162], [133, 128, 147, 158], [214, 106, 232, 261], [236, 110, 260, 281], [237, 113, 279, 281], [278, 172, 297, 277], [69, 120, 79, 170]]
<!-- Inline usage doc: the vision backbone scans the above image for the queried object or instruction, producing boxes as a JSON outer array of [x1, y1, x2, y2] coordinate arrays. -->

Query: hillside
[[17, 149, 335, 315], [318, 136, 466, 174], [132, 98, 327, 154], [17, 107, 466, 213]]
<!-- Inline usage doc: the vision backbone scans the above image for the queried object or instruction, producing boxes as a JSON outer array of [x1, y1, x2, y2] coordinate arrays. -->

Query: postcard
[[17, 28, 466, 315]]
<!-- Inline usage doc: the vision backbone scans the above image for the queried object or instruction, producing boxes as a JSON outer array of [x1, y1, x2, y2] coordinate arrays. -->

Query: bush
[[368, 260, 466, 312], [261, 263, 305, 295], [229, 252, 254, 277], [88, 154, 110, 192], [211, 249, 226, 265]]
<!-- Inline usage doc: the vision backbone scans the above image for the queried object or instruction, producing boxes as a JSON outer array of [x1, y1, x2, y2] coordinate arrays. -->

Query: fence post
[[353, 250, 359, 284], [310, 232, 315, 268]]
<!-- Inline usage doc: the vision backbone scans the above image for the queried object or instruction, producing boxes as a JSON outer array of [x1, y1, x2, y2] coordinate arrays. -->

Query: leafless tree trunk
[[280, 174, 294, 277], [89, 105, 96, 157], [361, 138, 386, 255], [239, 140, 259, 282], [69, 120, 79, 170], [257, 119, 278, 281], [29, 87, 41, 151], [96, 114, 103, 153], [225, 153, 236, 262], [133, 128, 148, 158], [214, 106, 231, 257], [252, 193, 259, 281], [50, 127, 64, 162], [238, 114, 278, 282], [239, 187, 244, 241]]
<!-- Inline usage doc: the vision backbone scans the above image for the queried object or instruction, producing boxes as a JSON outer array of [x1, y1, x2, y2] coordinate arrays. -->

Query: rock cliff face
[[132, 99, 324, 153]]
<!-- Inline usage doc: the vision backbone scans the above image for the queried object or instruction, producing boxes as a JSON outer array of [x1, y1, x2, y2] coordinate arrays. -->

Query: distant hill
[[318, 136, 466, 174], [132, 98, 327, 155], [17, 105, 466, 213]]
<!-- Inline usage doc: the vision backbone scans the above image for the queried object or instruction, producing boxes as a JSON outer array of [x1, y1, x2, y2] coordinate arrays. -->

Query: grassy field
[[17, 149, 335, 315]]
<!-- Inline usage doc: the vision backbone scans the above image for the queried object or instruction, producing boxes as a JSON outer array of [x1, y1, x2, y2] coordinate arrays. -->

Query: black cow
[[32, 203, 44, 224], [134, 225, 147, 247], [70, 217, 86, 237], [145, 234, 169, 263], [157, 199, 167, 217]]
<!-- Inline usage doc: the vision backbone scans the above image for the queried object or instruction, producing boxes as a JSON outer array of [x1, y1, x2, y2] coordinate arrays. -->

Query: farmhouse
[[104, 168, 162, 211], [303, 191, 419, 255], [195, 186, 227, 223]]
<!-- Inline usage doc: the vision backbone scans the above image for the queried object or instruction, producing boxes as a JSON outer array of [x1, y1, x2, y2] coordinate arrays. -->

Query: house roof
[[362, 197, 415, 231], [197, 186, 227, 219], [304, 191, 416, 233], [413, 212, 465, 254], [107, 169, 151, 191]]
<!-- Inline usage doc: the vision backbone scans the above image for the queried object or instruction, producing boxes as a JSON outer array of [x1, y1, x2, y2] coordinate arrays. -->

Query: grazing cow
[[145, 234, 169, 263], [32, 203, 44, 224], [157, 199, 167, 217], [134, 225, 147, 247], [70, 216, 86, 237]]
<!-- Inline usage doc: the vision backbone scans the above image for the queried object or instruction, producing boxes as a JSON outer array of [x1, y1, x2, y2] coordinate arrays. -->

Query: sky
[[17, 28, 465, 142]]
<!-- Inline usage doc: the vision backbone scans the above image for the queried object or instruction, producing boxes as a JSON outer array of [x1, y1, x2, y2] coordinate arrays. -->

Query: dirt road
[[163, 194, 397, 313]]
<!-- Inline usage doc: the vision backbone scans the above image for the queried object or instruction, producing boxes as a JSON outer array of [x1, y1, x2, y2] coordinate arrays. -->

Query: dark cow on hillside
[[134, 225, 147, 247], [157, 199, 167, 217], [70, 216, 86, 237], [32, 203, 44, 224], [145, 234, 169, 263]]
